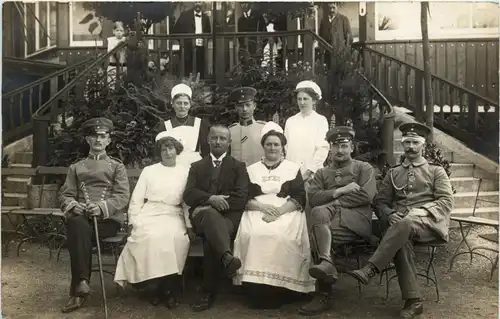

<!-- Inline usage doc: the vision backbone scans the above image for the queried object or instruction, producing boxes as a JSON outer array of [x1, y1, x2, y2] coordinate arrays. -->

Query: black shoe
[[221, 252, 241, 277], [164, 291, 180, 309], [346, 264, 378, 285], [190, 292, 215, 312], [400, 298, 423, 318], [298, 293, 333, 316], [75, 280, 90, 297], [61, 296, 86, 313], [309, 260, 339, 284]]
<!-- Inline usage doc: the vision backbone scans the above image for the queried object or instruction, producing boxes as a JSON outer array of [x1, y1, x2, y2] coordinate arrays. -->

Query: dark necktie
[[195, 13, 201, 17], [213, 160, 222, 168]]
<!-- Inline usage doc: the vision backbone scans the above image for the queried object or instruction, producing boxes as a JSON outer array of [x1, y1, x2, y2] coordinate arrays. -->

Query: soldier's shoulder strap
[[108, 156, 123, 164], [255, 120, 267, 125], [228, 122, 239, 128], [390, 163, 402, 169], [428, 162, 443, 167], [71, 158, 85, 165]]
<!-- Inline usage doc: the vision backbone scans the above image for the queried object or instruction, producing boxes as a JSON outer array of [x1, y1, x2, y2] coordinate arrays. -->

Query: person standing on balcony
[[298, 126, 376, 316], [319, 2, 352, 68], [107, 21, 127, 90], [228, 87, 266, 167], [237, 2, 267, 66], [172, 2, 211, 79], [284, 81, 330, 184], [347, 123, 454, 319], [59, 118, 130, 314], [156, 84, 211, 166]]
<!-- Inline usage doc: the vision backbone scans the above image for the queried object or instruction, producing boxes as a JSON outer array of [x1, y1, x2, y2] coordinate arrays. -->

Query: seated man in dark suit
[[183, 124, 250, 312]]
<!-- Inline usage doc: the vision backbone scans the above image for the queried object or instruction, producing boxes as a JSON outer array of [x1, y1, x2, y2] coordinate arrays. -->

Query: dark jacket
[[319, 13, 352, 50], [172, 9, 211, 48], [183, 155, 249, 215]]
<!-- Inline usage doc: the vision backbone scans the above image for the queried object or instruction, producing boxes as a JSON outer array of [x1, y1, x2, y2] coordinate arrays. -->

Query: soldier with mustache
[[299, 126, 376, 316]]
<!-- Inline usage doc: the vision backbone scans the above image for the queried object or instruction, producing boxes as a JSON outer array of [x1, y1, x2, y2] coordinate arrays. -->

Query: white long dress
[[233, 160, 316, 293], [114, 163, 190, 286]]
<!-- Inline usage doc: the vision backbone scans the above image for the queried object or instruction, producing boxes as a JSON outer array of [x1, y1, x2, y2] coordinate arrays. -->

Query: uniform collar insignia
[[239, 118, 254, 126], [402, 156, 427, 168], [88, 151, 108, 160]]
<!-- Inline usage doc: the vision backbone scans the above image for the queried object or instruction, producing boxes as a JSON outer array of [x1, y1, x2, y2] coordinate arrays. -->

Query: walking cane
[[81, 183, 108, 319], [93, 215, 109, 319]]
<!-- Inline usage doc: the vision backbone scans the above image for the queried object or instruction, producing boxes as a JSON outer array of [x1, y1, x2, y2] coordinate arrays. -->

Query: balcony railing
[[27, 30, 395, 169]]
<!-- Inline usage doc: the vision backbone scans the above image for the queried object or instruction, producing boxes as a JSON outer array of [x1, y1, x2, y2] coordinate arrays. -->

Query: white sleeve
[[306, 115, 330, 173], [284, 118, 291, 154], [182, 202, 193, 228], [127, 167, 148, 226]]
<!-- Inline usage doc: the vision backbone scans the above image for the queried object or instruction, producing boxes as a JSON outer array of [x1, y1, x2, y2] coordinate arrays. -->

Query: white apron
[[165, 117, 203, 166], [233, 160, 316, 293]]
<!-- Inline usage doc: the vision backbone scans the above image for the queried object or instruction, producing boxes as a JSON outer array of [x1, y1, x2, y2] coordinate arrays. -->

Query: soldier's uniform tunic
[[60, 152, 130, 297], [370, 156, 453, 299], [229, 119, 266, 166]]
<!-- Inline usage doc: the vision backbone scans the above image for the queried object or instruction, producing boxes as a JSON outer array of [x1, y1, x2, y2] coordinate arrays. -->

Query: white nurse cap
[[171, 83, 192, 100], [295, 80, 322, 100]]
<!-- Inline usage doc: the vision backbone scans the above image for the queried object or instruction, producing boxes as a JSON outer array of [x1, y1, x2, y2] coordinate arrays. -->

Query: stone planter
[[26, 183, 60, 209]]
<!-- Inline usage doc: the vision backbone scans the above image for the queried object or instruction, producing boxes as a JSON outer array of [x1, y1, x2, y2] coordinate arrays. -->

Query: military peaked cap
[[82, 117, 114, 134], [399, 122, 431, 139], [326, 126, 355, 144], [228, 87, 257, 105]]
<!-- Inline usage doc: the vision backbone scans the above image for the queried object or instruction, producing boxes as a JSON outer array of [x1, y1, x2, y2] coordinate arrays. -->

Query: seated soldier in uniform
[[228, 87, 266, 167], [347, 123, 454, 319], [59, 117, 130, 313], [299, 126, 377, 316]]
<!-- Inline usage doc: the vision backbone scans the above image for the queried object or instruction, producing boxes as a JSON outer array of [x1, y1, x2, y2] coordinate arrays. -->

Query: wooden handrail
[[143, 30, 310, 40], [363, 46, 499, 106], [32, 41, 127, 121], [3, 58, 93, 99]]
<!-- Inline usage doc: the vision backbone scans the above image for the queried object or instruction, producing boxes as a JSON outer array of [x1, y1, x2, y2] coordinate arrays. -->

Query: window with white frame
[[376, 1, 499, 40], [23, 2, 57, 57]]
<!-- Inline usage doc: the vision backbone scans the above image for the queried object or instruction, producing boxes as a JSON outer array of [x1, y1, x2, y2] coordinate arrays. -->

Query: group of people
[[58, 80, 454, 319]]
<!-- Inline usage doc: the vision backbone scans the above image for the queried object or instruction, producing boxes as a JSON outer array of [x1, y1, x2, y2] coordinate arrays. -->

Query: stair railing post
[[32, 118, 50, 183], [414, 69, 424, 122], [382, 110, 395, 166]]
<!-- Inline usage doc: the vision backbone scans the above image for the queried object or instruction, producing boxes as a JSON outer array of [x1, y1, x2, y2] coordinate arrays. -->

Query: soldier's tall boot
[[309, 224, 338, 283]]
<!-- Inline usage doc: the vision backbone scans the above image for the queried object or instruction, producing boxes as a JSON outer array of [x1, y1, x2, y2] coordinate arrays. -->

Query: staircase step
[[10, 163, 32, 168], [2, 193, 27, 207], [449, 207, 499, 226], [451, 177, 498, 193], [453, 191, 499, 208], [3, 177, 30, 193], [12, 152, 33, 165]]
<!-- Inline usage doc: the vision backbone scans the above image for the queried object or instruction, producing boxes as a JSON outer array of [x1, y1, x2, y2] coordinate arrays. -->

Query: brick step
[[451, 177, 499, 193], [449, 207, 499, 228], [12, 152, 33, 165], [4, 177, 31, 193], [453, 191, 499, 208]]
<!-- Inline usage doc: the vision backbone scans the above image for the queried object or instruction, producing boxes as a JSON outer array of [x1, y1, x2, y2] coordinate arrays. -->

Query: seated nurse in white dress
[[233, 122, 315, 309], [114, 130, 194, 309]]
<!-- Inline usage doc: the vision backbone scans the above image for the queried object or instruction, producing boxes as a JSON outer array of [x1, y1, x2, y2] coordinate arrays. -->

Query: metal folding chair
[[449, 178, 499, 280]]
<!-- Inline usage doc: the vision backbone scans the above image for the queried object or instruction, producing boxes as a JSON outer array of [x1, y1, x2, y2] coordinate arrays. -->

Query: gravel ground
[[1, 226, 498, 319]]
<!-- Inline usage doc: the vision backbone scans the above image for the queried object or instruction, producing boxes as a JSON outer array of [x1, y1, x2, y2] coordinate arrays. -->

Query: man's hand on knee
[[192, 205, 212, 219], [208, 195, 230, 211], [388, 213, 403, 225]]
